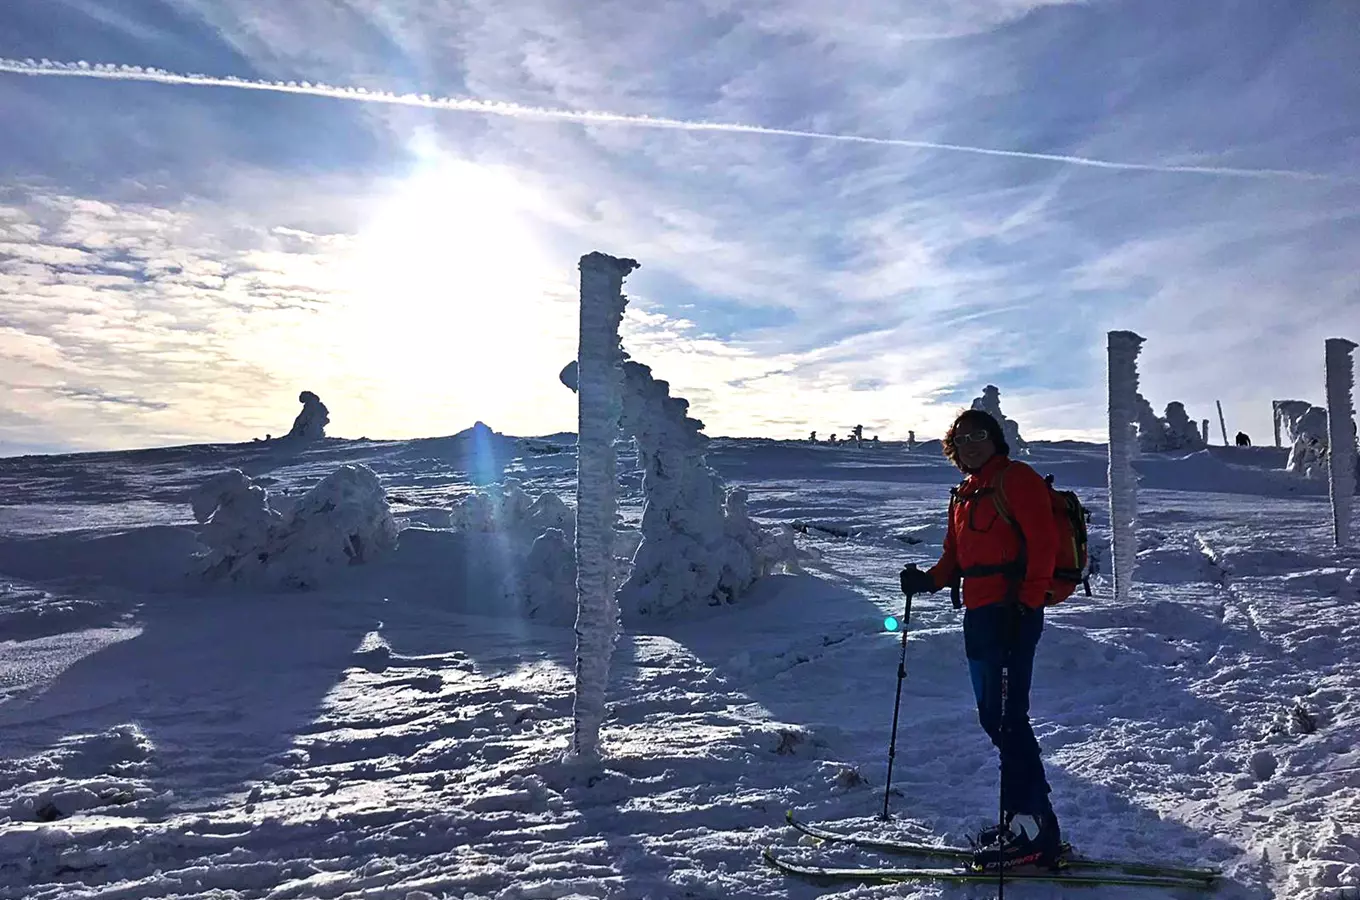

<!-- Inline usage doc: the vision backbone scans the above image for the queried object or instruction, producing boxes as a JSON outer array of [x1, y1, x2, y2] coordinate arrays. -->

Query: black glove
[[899, 565, 937, 596]]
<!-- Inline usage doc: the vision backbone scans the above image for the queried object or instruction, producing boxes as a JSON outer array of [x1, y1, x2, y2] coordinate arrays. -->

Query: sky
[[0, 0, 1357, 455]]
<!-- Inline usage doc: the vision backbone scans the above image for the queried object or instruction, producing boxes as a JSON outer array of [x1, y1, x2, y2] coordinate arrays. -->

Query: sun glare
[[339, 152, 576, 437]]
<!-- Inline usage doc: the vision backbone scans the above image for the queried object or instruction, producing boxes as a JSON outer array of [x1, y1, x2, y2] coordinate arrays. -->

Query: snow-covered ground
[[0, 435, 1357, 900]]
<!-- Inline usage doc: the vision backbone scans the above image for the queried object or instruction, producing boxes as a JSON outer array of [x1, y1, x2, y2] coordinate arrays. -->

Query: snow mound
[[191, 464, 397, 588], [2, 724, 155, 822]]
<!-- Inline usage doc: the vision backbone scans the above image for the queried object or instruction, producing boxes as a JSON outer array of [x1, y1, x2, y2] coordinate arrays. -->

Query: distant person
[[1235, 431, 1251, 447], [809, 431, 818, 443], [908, 430, 917, 451], [871, 435, 880, 444], [898, 409, 1061, 872]]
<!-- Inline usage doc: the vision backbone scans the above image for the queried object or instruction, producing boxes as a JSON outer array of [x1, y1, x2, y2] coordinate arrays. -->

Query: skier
[[1235, 431, 1251, 447], [899, 409, 1062, 871]]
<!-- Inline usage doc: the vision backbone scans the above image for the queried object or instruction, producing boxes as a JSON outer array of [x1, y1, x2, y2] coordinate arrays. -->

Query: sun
[[336, 149, 577, 436]]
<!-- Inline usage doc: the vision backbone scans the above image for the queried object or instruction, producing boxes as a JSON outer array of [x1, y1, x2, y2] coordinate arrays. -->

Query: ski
[[764, 847, 1216, 890], [785, 811, 1221, 883]]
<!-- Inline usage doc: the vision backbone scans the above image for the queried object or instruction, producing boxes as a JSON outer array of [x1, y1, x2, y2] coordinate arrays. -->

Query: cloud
[[44, 386, 171, 411], [0, 0, 1357, 453], [1, 59, 1347, 183]]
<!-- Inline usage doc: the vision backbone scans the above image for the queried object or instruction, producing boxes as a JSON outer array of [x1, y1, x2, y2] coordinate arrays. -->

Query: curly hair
[[942, 409, 1010, 470]]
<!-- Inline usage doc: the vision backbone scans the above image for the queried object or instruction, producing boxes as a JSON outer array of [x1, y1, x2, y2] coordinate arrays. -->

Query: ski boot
[[971, 810, 1063, 872]]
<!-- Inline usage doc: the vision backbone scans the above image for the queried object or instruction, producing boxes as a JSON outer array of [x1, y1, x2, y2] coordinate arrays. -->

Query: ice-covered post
[[1325, 338, 1357, 547], [1108, 331, 1144, 604], [1216, 401, 1229, 446], [1273, 401, 1283, 448], [1202, 419, 1211, 447], [567, 252, 637, 762]]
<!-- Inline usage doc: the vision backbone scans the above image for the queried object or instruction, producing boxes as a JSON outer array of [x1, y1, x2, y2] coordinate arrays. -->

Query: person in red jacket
[[899, 409, 1061, 871]]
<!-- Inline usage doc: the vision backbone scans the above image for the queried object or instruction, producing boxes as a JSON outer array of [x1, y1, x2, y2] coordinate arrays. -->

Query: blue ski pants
[[964, 602, 1053, 817]]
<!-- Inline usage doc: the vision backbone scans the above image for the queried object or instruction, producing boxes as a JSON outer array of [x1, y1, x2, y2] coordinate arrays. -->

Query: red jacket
[[928, 455, 1058, 609]]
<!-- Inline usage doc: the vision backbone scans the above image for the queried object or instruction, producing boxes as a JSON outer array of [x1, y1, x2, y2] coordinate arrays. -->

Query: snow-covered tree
[[1279, 401, 1330, 478], [449, 481, 573, 543], [444, 482, 578, 622], [971, 385, 1026, 452], [190, 464, 396, 588], [1129, 394, 1204, 453], [1107, 331, 1144, 604], [559, 354, 798, 620], [1163, 402, 1206, 451], [568, 252, 634, 764], [190, 469, 282, 581], [272, 465, 399, 587], [287, 390, 329, 440], [1325, 338, 1357, 547], [523, 528, 576, 622], [1132, 393, 1166, 452]]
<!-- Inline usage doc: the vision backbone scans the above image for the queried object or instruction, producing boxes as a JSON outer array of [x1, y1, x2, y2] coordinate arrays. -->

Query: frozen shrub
[[270, 465, 399, 587], [190, 469, 283, 581], [190, 464, 396, 588]]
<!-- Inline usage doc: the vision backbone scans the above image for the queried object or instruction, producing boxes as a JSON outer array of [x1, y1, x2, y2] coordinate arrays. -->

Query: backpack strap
[[990, 464, 1014, 528], [958, 460, 1026, 604], [947, 484, 963, 609]]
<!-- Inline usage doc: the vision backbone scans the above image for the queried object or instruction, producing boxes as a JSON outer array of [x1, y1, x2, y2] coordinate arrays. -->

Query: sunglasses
[[953, 429, 991, 446]]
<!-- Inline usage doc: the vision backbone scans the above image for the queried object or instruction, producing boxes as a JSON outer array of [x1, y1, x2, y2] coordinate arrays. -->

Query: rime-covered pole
[[1273, 401, 1283, 448], [1108, 331, 1144, 604], [1202, 419, 1210, 447], [1215, 401, 1228, 446], [568, 252, 637, 762], [1325, 338, 1358, 547]]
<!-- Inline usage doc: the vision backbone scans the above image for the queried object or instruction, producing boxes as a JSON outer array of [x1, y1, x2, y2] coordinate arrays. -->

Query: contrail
[[0, 57, 1346, 183]]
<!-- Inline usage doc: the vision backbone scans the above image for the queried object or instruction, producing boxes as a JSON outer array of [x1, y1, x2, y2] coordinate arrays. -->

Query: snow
[[1, 429, 1359, 898]]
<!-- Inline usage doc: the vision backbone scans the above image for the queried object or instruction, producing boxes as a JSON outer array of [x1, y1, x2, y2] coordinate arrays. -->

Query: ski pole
[[880, 566, 917, 820], [998, 647, 1009, 900], [997, 601, 1023, 900]]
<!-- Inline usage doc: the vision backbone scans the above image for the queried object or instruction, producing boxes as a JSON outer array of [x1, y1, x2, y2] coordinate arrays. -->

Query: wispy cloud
[[0, 58, 1345, 183], [43, 386, 171, 411], [0, 0, 1357, 451]]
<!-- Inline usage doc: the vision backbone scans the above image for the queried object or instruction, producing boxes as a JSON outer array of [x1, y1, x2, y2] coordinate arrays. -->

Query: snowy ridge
[[0, 435, 1357, 899]]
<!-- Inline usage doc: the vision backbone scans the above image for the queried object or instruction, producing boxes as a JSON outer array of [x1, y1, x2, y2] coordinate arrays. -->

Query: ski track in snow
[[0, 437, 1357, 899]]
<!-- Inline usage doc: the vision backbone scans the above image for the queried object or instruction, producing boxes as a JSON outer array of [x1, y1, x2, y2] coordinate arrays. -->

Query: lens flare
[[884, 616, 899, 632]]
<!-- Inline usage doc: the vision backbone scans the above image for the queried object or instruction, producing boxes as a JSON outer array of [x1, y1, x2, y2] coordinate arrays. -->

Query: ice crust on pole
[[1325, 338, 1358, 547], [567, 252, 636, 763], [1108, 331, 1144, 603]]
